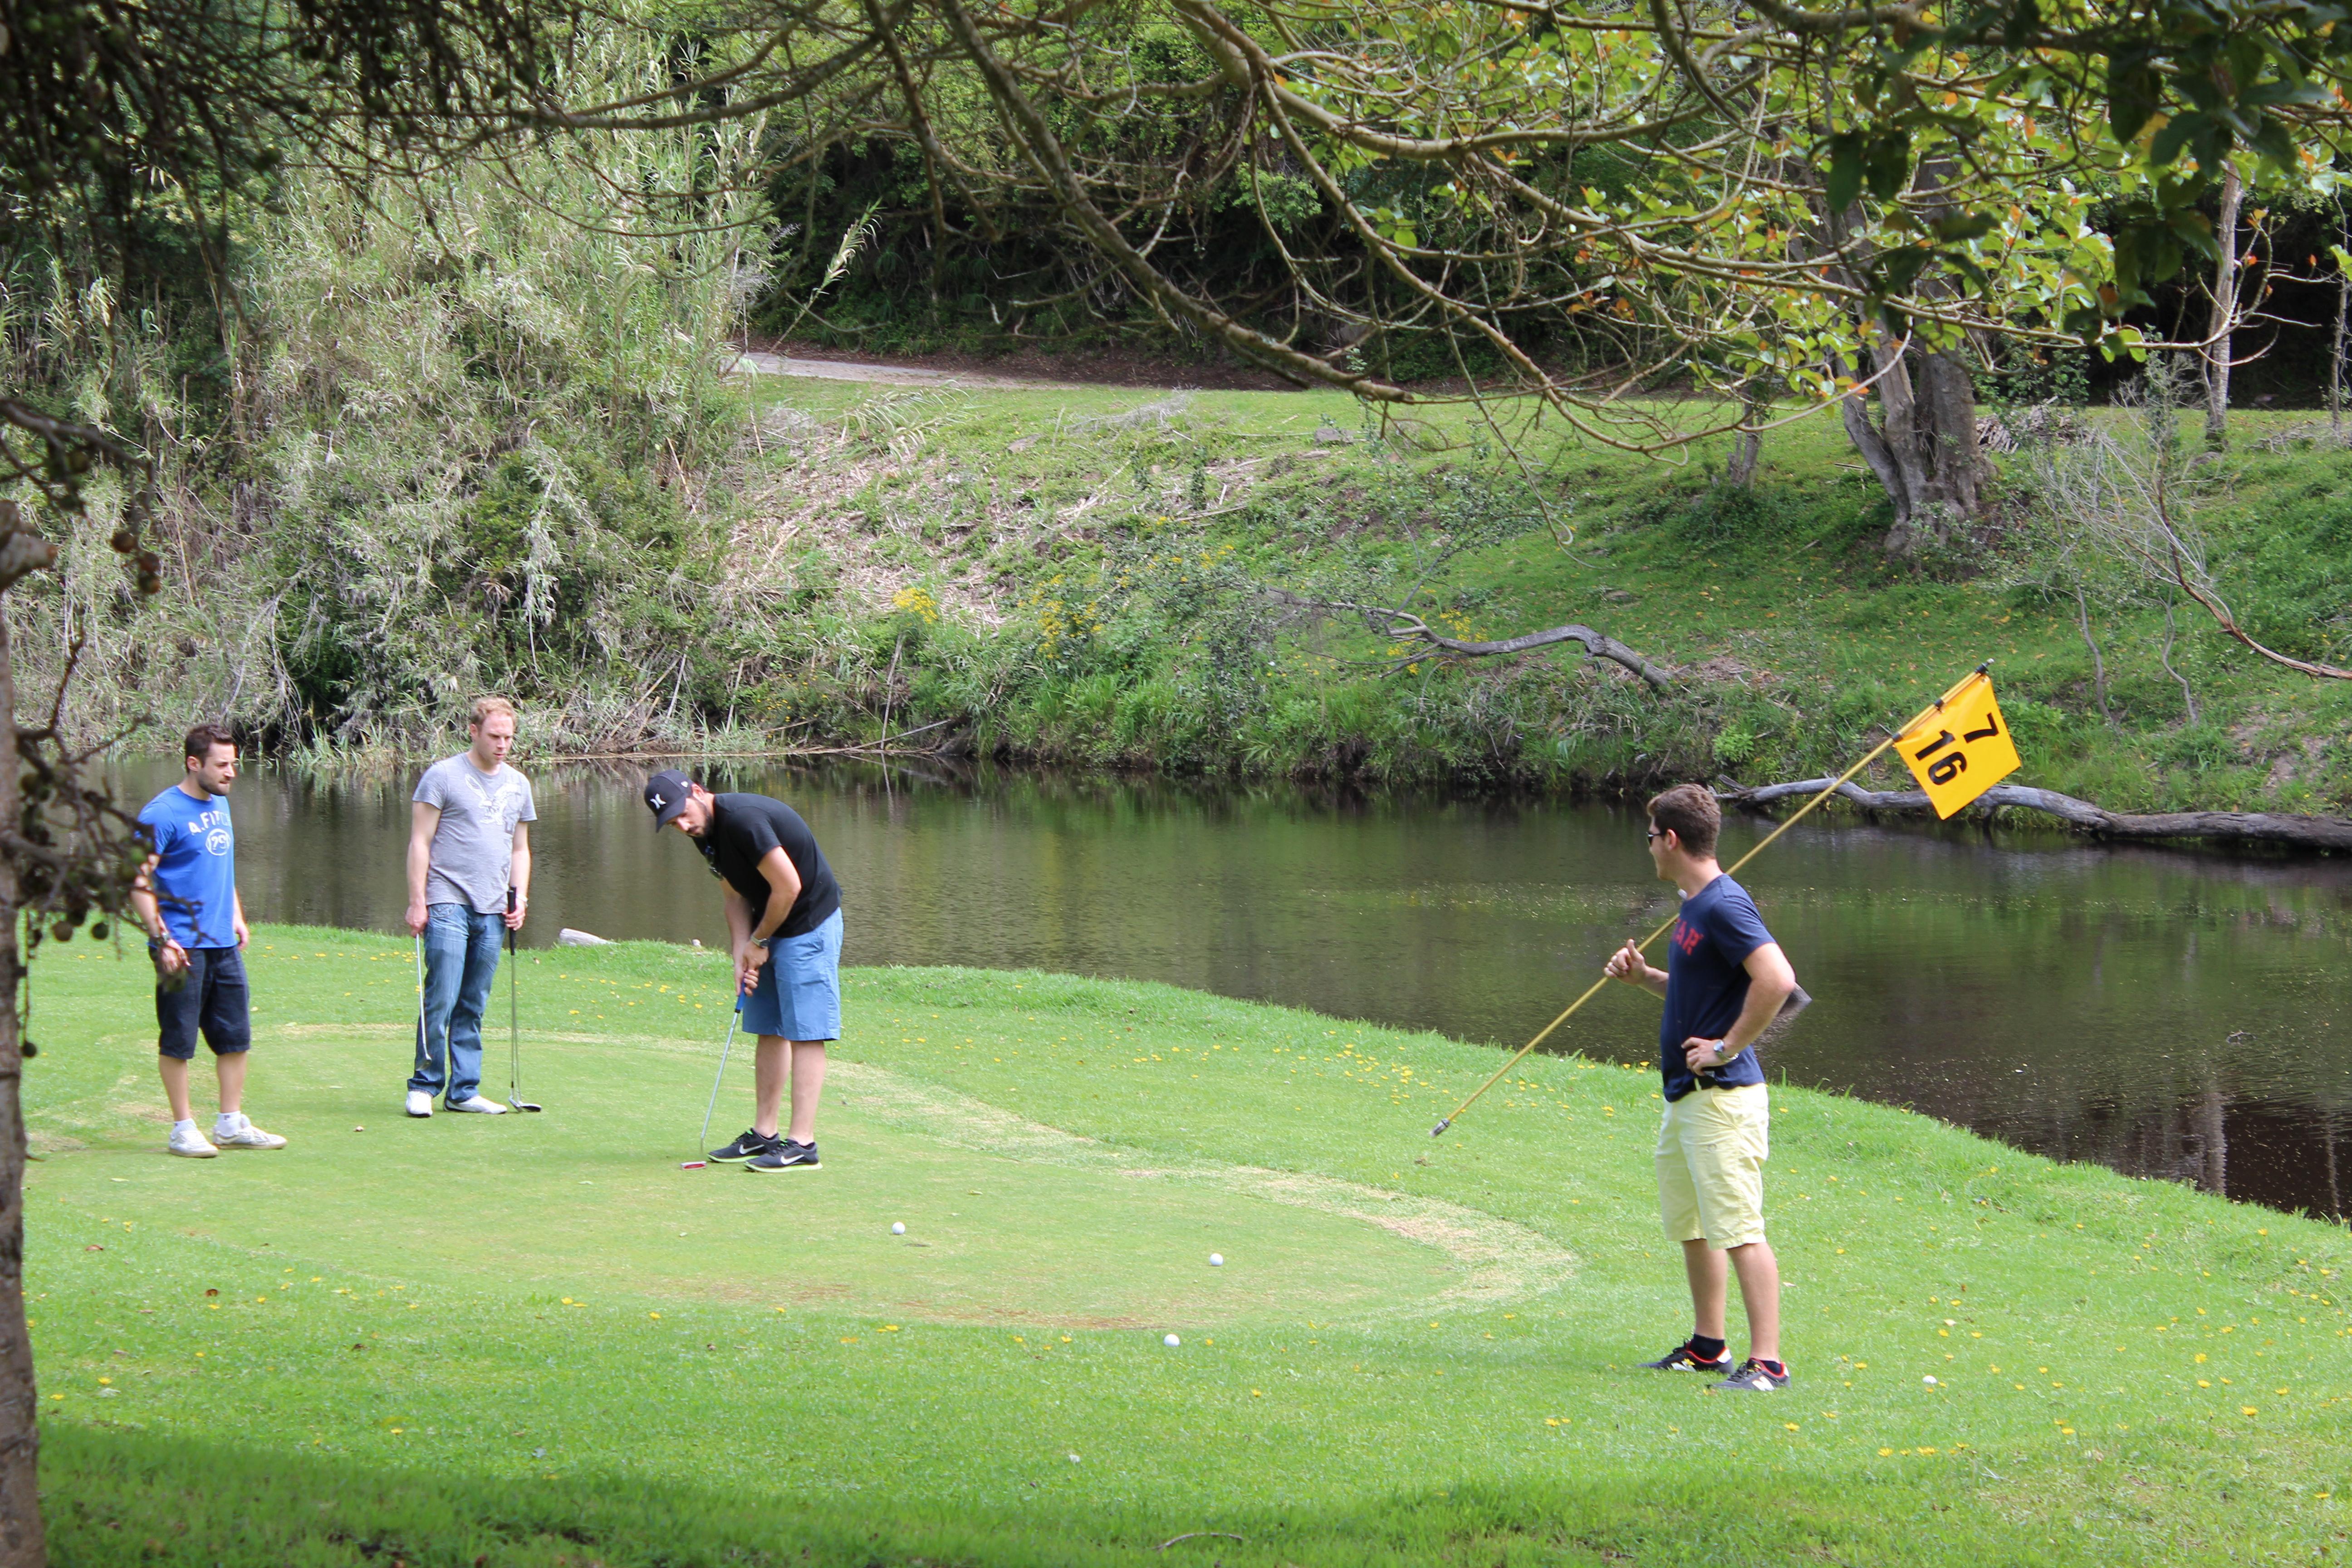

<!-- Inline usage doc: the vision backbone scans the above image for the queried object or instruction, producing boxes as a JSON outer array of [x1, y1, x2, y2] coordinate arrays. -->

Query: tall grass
[[6, 29, 770, 751]]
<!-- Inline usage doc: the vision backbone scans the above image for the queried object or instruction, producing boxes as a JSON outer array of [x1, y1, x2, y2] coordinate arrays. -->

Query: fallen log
[[1266, 592, 1679, 689], [1717, 778, 2352, 852]]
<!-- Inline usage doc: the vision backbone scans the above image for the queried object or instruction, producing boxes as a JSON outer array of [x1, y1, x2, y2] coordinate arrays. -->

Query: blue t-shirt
[[138, 784, 239, 949], [1659, 874, 1774, 1101]]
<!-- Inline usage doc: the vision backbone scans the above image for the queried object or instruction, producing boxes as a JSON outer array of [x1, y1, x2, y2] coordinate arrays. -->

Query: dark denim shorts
[[155, 945, 252, 1060]]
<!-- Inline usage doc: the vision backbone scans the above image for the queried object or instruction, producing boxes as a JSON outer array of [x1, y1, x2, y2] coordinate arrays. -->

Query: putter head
[[509, 1098, 543, 1113]]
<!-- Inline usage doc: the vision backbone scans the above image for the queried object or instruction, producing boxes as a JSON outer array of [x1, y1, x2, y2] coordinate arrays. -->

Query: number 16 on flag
[[1899, 670, 2022, 818]]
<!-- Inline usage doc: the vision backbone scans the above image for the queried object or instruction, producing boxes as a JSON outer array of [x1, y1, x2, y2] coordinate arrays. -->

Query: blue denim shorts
[[154, 945, 252, 1060], [742, 909, 842, 1041]]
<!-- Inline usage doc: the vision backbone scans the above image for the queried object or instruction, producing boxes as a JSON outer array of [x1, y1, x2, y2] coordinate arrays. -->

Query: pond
[[123, 756, 2352, 1219]]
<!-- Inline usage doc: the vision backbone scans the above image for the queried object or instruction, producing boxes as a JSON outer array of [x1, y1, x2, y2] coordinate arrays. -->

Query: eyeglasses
[[1645, 829, 1664, 842]]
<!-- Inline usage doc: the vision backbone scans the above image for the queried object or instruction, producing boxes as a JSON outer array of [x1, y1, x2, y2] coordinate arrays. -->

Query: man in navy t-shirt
[[130, 724, 286, 1158], [1604, 783, 1799, 1392]]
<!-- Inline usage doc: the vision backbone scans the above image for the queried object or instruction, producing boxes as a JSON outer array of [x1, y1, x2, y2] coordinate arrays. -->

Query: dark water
[[135, 758, 2352, 1219]]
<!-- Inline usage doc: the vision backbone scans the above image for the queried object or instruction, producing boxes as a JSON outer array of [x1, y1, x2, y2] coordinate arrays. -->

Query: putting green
[[29, 1017, 1571, 1331], [28, 930, 2352, 1568]]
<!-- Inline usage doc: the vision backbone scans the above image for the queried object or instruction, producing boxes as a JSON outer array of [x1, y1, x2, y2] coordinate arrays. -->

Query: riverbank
[[721, 377, 2352, 821], [33, 374, 2352, 827], [25, 926, 2352, 1564]]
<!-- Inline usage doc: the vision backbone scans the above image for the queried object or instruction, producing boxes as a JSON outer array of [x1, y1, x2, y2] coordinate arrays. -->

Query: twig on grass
[[1153, 1532, 1246, 1550]]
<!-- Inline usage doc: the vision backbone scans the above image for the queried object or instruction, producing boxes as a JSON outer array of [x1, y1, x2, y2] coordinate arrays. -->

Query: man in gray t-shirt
[[403, 698, 536, 1118]]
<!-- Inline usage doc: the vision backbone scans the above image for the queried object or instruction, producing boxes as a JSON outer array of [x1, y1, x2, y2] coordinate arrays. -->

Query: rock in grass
[[557, 929, 611, 946]]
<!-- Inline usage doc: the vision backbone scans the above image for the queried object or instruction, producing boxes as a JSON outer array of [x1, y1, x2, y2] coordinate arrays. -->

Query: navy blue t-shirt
[[1659, 874, 1775, 1101]]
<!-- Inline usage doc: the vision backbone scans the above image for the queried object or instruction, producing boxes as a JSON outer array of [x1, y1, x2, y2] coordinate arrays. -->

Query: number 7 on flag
[[1899, 672, 2022, 818]]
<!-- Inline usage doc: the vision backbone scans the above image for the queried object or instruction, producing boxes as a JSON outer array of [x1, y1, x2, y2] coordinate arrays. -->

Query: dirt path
[[730, 350, 1082, 390], [730, 339, 1305, 393]]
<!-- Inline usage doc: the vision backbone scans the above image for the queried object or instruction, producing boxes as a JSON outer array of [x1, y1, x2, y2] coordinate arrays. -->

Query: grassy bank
[[22, 925, 2352, 1564], [724, 375, 2352, 817]]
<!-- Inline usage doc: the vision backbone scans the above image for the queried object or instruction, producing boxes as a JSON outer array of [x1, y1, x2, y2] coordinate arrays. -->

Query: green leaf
[[2108, 48, 2160, 143], [1878, 247, 1933, 295], [1824, 132, 1866, 211], [1866, 131, 1913, 201], [2149, 112, 2204, 169]]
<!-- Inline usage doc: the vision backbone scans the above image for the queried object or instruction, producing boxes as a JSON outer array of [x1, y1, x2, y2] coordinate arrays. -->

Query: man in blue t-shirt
[[130, 724, 286, 1158], [1604, 783, 1799, 1392]]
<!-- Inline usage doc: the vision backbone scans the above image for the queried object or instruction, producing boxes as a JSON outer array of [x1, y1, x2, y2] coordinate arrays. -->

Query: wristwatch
[[1712, 1039, 1737, 1063]]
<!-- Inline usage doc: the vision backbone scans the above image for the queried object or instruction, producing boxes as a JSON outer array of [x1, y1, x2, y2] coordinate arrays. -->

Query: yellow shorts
[[1655, 1083, 1770, 1249]]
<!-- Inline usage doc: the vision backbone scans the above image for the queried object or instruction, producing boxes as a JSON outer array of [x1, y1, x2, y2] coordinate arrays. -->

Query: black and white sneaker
[[1708, 1358, 1790, 1392], [707, 1128, 780, 1163], [1639, 1340, 1735, 1373], [747, 1139, 820, 1173]]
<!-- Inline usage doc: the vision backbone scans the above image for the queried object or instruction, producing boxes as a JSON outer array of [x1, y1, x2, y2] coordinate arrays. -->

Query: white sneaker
[[446, 1095, 509, 1115], [405, 1090, 433, 1118], [167, 1125, 218, 1159], [215, 1123, 287, 1150]]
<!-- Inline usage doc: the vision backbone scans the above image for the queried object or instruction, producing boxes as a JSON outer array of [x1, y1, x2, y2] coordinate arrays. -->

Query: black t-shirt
[[698, 794, 842, 938], [1658, 874, 1774, 1101]]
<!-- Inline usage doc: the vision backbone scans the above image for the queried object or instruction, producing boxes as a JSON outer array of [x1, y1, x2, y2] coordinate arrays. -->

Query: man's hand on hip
[[1682, 1036, 1735, 1073]]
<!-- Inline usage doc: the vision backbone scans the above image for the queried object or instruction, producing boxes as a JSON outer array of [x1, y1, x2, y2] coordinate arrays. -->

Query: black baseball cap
[[643, 769, 694, 829]]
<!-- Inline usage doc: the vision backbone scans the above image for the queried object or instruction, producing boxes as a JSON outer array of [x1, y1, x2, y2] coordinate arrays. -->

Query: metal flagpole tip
[[1430, 1118, 1451, 1137]]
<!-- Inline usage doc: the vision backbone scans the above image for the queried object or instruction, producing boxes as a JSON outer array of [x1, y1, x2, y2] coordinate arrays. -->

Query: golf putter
[[682, 996, 744, 1169], [506, 887, 541, 1112]]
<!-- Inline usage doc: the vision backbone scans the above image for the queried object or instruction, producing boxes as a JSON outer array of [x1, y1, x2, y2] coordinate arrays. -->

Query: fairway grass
[[25, 927, 2352, 1565]]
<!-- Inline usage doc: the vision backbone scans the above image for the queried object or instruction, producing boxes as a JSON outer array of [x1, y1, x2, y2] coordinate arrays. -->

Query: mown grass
[[29, 926, 2352, 1564], [741, 373, 2352, 814]]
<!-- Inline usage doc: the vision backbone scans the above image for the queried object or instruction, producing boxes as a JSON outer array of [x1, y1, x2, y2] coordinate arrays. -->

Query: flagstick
[[1429, 668, 1988, 1138]]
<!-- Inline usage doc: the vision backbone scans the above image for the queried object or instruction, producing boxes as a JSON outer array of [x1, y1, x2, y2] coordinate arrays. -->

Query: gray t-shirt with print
[[414, 754, 537, 914]]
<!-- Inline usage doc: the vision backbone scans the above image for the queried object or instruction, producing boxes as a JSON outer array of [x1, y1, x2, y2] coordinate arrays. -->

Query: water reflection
[[124, 756, 2352, 1218]]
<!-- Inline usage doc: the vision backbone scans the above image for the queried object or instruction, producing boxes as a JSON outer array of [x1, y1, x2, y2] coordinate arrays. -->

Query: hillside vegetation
[[705, 372, 2351, 816]]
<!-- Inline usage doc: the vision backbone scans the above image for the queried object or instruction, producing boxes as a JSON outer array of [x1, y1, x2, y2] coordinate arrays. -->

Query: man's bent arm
[[749, 847, 802, 944], [721, 885, 755, 953], [1722, 942, 1798, 1054]]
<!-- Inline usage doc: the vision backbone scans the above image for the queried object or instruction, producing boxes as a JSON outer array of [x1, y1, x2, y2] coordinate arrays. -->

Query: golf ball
[[1922, 1375, 1939, 1386], [1163, 1333, 1181, 1348], [1209, 1254, 1224, 1266], [892, 1222, 906, 1235]]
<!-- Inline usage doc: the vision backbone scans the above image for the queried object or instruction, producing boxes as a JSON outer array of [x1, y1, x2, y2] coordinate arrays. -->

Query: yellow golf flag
[[1898, 670, 2021, 818]]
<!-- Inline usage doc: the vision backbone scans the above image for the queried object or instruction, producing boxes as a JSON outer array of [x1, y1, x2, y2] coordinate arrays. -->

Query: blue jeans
[[409, 903, 503, 1102]]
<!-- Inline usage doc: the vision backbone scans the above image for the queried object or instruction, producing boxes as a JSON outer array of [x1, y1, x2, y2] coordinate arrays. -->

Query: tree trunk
[[2204, 164, 2243, 451], [1837, 332, 1986, 559], [2333, 196, 2348, 441], [1725, 381, 1765, 488], [0, 604, 41, 1568]]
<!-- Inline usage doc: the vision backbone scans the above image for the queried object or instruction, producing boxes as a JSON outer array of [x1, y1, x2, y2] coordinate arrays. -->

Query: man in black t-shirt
[[645, 770, 844, 1171]]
